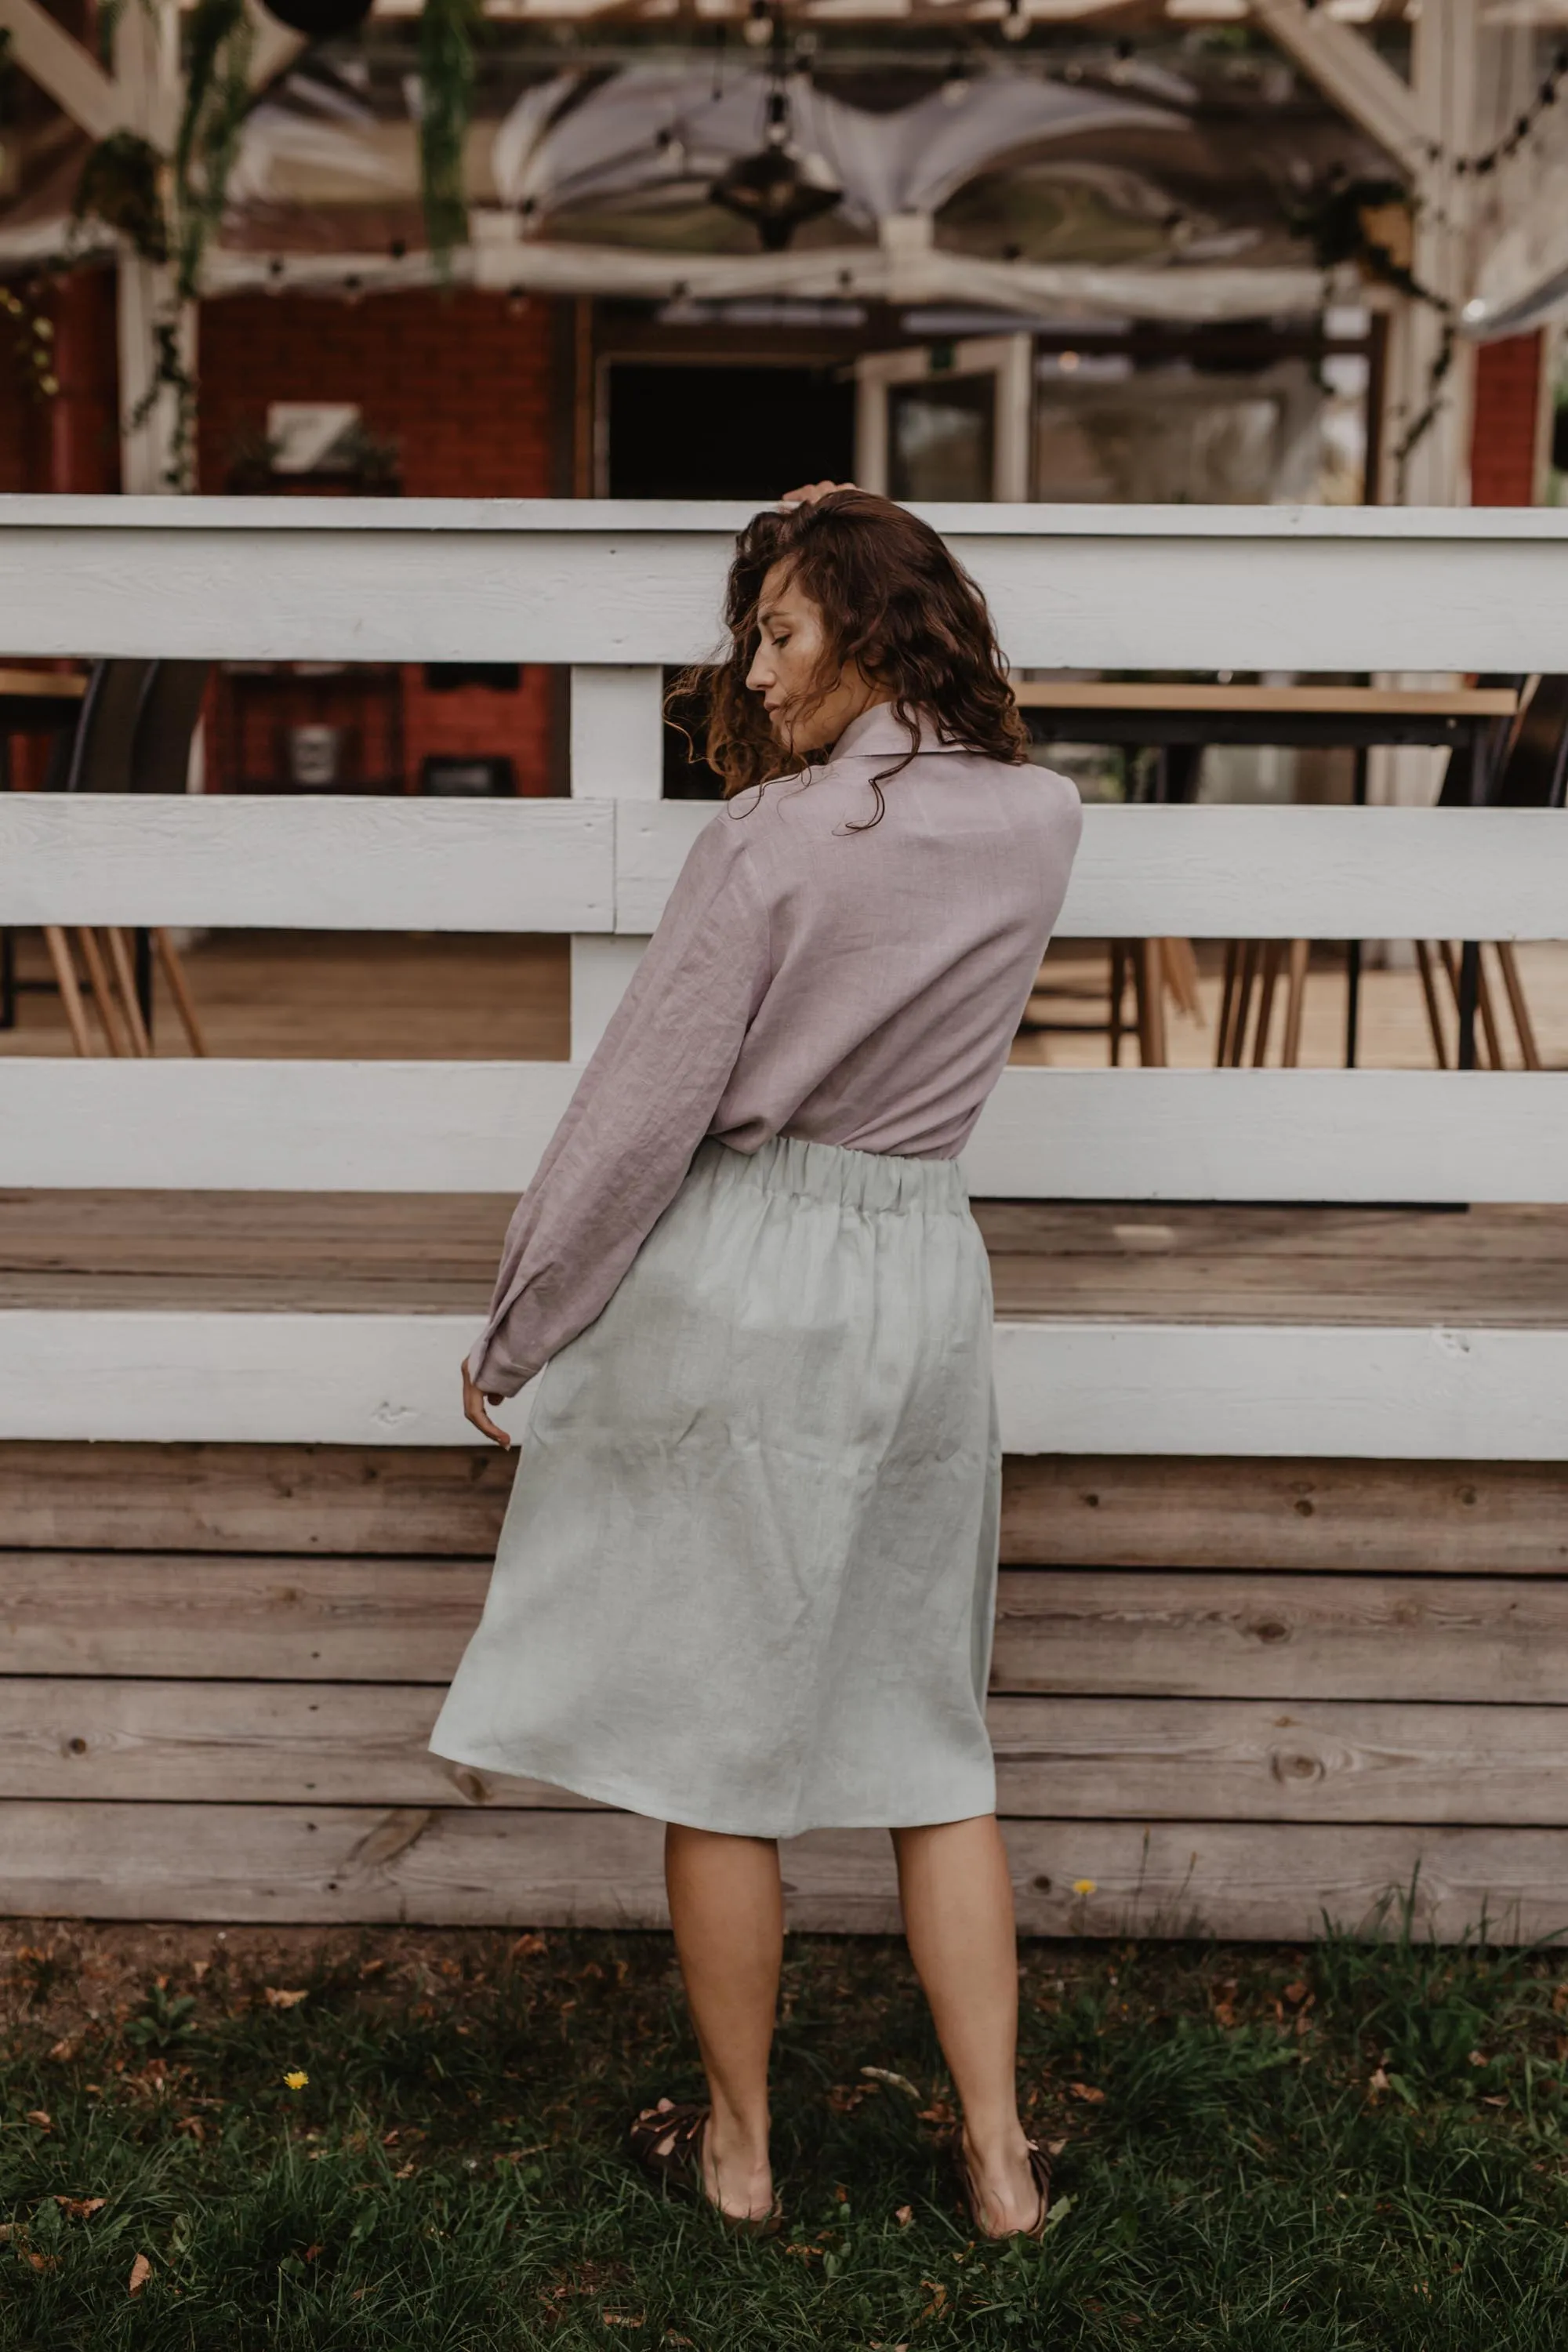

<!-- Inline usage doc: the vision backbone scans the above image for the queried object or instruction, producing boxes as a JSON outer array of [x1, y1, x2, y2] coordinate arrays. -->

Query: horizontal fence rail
[[2, 1064, 1567, 1204], [7, 497, 1568, 671], [5, 798, 1568, 939], [5, 1311, 1568, 1458]]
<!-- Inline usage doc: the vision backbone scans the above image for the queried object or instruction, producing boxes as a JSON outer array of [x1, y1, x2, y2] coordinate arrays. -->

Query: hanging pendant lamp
[[260, 0, 373, 41], [710, 67, 840, 252]]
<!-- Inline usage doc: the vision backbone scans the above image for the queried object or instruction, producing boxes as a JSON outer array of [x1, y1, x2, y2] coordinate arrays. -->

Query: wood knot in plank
[[347, 1809, 435, 1875]]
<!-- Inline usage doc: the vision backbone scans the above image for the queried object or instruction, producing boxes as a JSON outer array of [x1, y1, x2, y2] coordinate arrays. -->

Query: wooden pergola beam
[[1250, 0, 1429, 178], [0, 0, 125, 140]]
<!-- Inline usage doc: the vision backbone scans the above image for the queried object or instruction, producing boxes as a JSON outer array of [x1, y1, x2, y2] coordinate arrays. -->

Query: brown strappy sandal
[[627, 2098, 783, 2237], [950, 2129, 1053, 2241]]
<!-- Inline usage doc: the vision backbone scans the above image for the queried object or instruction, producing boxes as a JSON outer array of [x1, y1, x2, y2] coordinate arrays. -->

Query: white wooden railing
[[3, 497, 1568, 1459]]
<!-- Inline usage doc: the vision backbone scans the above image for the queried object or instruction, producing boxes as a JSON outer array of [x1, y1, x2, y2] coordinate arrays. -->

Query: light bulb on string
[[743, 0, 773, 49], [1000, 0, 1029, 42]]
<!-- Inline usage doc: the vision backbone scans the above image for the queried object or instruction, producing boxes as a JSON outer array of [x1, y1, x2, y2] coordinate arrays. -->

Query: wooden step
[[5, 1681, 1568, 1825], [5, 1802, 1564, 1941], [9, 1556, 1566, 1700], [9, 1443, 1568, 1569]]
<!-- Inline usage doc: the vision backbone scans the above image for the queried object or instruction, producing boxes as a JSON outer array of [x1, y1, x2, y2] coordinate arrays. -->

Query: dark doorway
[[607, 363, 855, 499]]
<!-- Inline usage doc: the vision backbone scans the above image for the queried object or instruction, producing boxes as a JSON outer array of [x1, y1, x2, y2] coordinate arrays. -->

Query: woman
[[430, 485, 1083, 2241]]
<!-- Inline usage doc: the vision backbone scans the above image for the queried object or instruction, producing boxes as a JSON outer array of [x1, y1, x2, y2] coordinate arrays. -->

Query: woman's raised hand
[[461, 1359, 514, 1449], [778, 480, 858, 508]]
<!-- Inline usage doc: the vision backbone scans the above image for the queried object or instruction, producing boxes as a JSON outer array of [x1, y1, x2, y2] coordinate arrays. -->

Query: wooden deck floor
[[5, 1189, 1568, 1326], [5, 927, 1568, 1068]]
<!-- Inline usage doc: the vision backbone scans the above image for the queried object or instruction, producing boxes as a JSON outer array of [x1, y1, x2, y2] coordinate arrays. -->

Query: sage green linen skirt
[[429, 1131, 1002, 1838]]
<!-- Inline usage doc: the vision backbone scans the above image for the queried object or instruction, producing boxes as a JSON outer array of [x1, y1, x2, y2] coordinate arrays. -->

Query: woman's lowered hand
[[461, 1359, 514, 1449]]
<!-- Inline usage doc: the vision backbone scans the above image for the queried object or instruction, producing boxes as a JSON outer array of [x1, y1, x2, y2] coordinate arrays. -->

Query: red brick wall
[[50, 267, 120, 495], [197, 290, 561, 793], [1470, 330, 1544, 506]]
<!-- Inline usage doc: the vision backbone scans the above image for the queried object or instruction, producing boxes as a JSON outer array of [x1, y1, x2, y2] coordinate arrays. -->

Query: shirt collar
[[827, 702, 946, 763]]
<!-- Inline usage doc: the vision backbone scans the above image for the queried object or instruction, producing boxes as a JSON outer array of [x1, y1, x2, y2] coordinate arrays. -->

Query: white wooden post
[[114, 0, 187, 495], [568, 664, 665, 1058]]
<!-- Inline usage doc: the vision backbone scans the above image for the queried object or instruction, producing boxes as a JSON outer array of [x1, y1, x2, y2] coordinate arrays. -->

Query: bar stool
[[40, 659, 210, 1057]]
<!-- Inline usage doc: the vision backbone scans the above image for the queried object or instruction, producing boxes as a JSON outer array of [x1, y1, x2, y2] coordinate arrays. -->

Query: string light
[[1456, 41, 1568, 177]]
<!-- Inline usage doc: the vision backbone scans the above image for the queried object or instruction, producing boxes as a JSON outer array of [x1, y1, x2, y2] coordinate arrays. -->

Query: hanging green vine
[[418, 0, 481, 275], [172, 0, 255, 305], [1290, 172, 1459, 497], [68, 0, 477, 477], [72, 0, 253, 486]]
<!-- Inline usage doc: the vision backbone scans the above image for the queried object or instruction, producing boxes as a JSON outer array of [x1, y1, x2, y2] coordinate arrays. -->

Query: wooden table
[[0, 669, 87, 1030], [1017, 680, 1522, 1067]]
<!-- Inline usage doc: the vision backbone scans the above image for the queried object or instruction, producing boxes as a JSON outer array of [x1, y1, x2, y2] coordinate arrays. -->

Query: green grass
[[4, 1887, 1568, 2350]]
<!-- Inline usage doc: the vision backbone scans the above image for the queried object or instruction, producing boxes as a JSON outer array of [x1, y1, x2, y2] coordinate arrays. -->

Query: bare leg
[[663, 1822, 782, 2221], [891, 1814, 1042, 2235]]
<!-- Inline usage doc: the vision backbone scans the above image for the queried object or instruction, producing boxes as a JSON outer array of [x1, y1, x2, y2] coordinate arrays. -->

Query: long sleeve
[[466, 810, 773, 1396]]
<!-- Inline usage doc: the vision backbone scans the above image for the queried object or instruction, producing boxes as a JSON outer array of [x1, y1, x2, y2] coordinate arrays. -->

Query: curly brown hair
[[668, 489, 1029, 832]]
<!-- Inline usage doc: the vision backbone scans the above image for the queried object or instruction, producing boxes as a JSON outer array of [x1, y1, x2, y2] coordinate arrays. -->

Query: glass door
[[855, 335, 1033, 501]]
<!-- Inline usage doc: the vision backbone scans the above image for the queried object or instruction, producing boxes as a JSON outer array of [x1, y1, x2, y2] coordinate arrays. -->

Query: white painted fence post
[[568, 665, 664, 1058]]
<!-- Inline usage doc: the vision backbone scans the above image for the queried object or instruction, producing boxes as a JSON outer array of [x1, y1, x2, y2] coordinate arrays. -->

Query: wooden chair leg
[[153, 927, 208, 1057], [74, 927, 127, 1055], [1414, 942, 1449, 1068], [1439, 941, 1504, 1069], [1494, 941, 1542, 1071], [1280, 939, 1309, 1068], [1161, 936, 1203, 1020], [1215, 942, 1240, 1067], [42, 925, 94, 1057], [1251, 941, 1283, 1067], [1138, 938, 1167, 1066], [1225, 942, 1260, 1065], [105, 927, 152, 1057], [1109, 942, 1127, 1067]]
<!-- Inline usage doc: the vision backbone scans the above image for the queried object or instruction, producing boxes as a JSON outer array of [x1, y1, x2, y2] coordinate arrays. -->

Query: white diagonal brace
[[1251, 0, 1429, 178], [0, 0, 126, 140], [245, 0, 304, 94]]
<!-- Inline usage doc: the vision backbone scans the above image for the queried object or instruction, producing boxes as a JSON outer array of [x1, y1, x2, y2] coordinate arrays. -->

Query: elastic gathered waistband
[[694, 1131, 970, 1214]]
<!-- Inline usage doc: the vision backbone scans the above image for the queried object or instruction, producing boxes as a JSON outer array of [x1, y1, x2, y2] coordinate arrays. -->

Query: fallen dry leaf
[[1068, 2082, 1105, 2104], [511, 1933, 548, 1958], [1368, 2067, 1392, 2096], [264, 1987, 309, 2010], [895, 2204, 913, 2227], [47, 2037, 78, 2062], [27, 2251, 60, 2274], [394, 2161, 416, 2179], [1283, 1979, 1310, 2005], [24, 2111, 51, 2129], [861, 2066, 921, 2100], [54, 2197, 106, 2220], [601, 2316, 645, 2329], [128, 2252, 152, 2296]]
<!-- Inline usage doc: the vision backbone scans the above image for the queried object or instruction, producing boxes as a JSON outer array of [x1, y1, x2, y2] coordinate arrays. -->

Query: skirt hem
[[426, 1733, 996, 1842]]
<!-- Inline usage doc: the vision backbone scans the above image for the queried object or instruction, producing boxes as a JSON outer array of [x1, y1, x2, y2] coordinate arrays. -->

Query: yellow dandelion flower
[[1072, 1878, 1097, 1897], [284, 2070, 309, 2090]]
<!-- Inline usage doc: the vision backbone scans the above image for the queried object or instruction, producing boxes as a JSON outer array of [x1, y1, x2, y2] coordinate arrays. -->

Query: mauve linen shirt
[[467, 702, 1083, 1396]]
